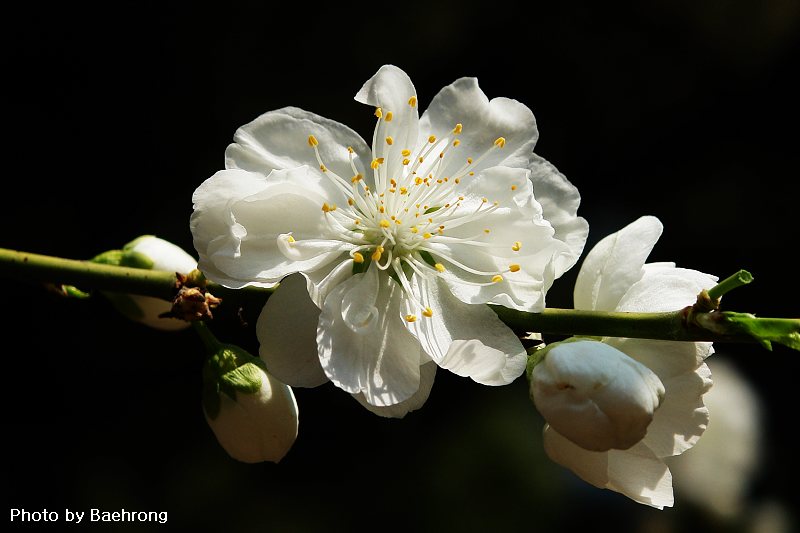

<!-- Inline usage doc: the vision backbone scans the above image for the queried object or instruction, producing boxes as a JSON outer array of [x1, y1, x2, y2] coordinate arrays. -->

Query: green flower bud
[[97, 235, 197, 330], [202, 340, 298, 464]]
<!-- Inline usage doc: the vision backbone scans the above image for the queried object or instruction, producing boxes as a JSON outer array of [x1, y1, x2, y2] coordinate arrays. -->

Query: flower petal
[[352, 361, 437, 418], [424, 166, 572, 312], [419, 76, 538, 178], [617, 266, 718, 313], [608, 338, 713, 458], [543, 425, 674, 509], [355, 64, 420, 181], [191, 166, 350, 287], [317, 266, 423, 406], [256, 273, 328, 388], [225, 107, 370, 182], [574, 216, 663, 311], [404, 274, 526, 385], [528, 154, 589, 272]]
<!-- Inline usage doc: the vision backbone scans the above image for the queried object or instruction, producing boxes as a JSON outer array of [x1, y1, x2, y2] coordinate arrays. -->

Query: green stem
[[707, 269, 754, 300], [2, 247, 797, 348]]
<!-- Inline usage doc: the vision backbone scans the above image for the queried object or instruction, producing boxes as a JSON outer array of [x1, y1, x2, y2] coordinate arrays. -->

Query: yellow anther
[[422, 307, 434, 318], [374, 107, 383, 118], [494, 137, 506, 148], [511, 185, 517, 191], [419, 156, 424, 163], [423, 233, 432, 239], [390, 179, 397, 187], [400, 187, 408, 195], [438, 228, 444, 234], [467, 157, 473, 164], [410, 226, 418, 233], [347, 198, 354, 206], [351, 174, 363, 183], [286, 235, 296, 243], [454, 178, 461, 184], [353, 252, 365, 263], [380, 219, 391, 228], [379, 206, 385, 213], [403, 158, 410, 165], [308, 135, 319, 147], [512, 241, 522, 251], [453, 139, 461, 147], [389, 188, 396, 193], [385, 111, 394, 122], [354, 218, 361, 225], [319, 164, 327, 172], [372, 246, 384, 261], [484, 229, 490, 234], [492, 275, 504, 283], [401, 149, 411, 157], [395, 219, 402, 225], [408, 96, 417, 107], [405, 314, 417, 323], [434, 263, 445, 273], [385, 136, 394, 145], [493, 201, 499, 206], [509, 264, 521, 272], [469, 172, 475, 176], [458, 196, 464, 200], [322, 203, 332, 212], [370, 158, 385, 169], [481, 197, 488, 203], [428, 135, 437, 143], [347, 146, 354, 154], [439, 152, 444, 159], [453, 123, 463, 134]]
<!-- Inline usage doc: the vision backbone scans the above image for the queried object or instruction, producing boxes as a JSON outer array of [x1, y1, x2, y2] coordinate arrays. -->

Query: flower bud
[[202, 342, 298, 463], [100, 235, 198, 330], [530, 339, 665, 452]]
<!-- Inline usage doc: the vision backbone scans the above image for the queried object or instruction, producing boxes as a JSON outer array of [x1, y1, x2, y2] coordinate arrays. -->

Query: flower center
[[303, 100, 524, 320]]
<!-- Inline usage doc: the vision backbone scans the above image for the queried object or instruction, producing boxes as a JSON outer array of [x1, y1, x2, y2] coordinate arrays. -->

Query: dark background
[[2, 1, 798, 531]]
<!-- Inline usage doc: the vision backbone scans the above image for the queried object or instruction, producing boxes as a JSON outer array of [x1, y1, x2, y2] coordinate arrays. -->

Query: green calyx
[[91, 249, 154, 270], [196, 322, 268, 420]]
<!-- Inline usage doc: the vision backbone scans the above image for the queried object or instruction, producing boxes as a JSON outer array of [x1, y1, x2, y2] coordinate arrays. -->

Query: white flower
[[540, 216, 716, 509], [667, 357, 762, 518], [204, 362, 299, 464], [531, 339, 665, 452], [111, 235, 198, 330], [191, 65, 588, 416]]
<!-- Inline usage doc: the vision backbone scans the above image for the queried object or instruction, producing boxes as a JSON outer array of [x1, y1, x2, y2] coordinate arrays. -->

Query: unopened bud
[[530, 339, 665, 451]]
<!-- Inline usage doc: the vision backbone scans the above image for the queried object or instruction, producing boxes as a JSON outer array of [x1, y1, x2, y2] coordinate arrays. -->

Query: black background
[[3, 1, 798, 531]]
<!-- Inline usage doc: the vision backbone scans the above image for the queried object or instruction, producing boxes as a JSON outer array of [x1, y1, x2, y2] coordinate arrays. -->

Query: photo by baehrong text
[[10, 508, 168, 524]]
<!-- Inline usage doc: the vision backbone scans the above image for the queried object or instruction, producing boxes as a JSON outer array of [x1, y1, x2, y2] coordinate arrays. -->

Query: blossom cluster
[[178, 65, 722, 507]]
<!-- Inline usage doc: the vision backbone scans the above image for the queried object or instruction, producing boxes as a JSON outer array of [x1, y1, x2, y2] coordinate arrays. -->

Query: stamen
[[494, 137, 506, 148], [428, 135, 436, 144], [374, 107, 383, 118], [453, 123, 463, 134], [408, 96, 417, 107], [385, 111, 394, 122], [492, 275, 504, 283], [308, 135, 319, 147], [380, 219, 391, 228], [512, 241, 522, 251], [353, 252, 365, 263], [434, 263, 445, 272], [405, 314, 417, 323], [509, 264, 520, 272], [422, 307, 434, 318], [386, 136, 394, 145]]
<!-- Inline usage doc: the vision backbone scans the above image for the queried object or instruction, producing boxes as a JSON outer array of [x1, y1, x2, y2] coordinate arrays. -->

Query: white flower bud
[[531, 339, 665, 452], [118, 235, 198, 330], [204, 360, 299, 464]]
